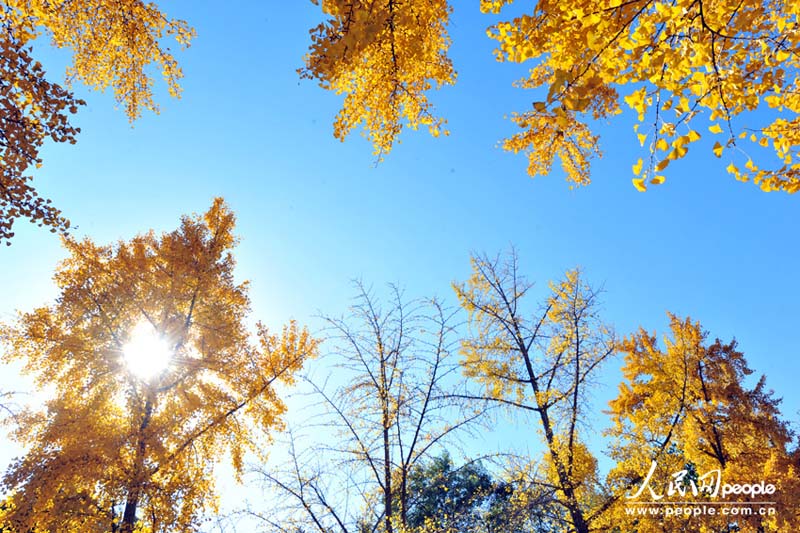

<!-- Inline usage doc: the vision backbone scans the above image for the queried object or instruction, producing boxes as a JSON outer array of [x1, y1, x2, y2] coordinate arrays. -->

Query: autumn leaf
[[482, 0, 800, 191]]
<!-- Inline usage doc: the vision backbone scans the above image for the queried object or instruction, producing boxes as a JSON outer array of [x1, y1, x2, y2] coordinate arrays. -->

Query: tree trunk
[[121, 395, 154, 533], [380, 343, 393, 533]]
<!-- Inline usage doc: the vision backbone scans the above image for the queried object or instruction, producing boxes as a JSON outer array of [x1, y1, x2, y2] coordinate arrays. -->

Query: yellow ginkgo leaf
[[709, 123, 723, 134], [632, 178, 647, 192], [632, 158, 643, 175]]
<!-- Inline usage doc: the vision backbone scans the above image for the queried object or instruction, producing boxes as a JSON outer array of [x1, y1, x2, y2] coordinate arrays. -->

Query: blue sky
[[1, 0, 798, 504]]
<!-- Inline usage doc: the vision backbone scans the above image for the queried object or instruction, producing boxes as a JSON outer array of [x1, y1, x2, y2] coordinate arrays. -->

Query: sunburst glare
[[123, 321, 172, 380]]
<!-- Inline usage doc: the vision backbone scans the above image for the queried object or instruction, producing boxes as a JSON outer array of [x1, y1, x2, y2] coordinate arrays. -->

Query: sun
[[123, 321, 173, 380]]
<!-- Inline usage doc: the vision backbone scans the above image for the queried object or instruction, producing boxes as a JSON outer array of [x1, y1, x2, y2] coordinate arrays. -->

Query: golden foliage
[[0, 0, 193, 244], [302, 0, 455, 157], [307, 0, 800, 191], [454, 251, 614, 533], [485, 0, 800, 190], [0, 199, 317, 532], [605, 314, 799, 532]]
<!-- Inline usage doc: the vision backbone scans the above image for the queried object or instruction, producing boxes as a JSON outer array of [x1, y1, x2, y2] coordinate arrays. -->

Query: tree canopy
[[303, 0, 454, 159], [0, 199, 317, 532], [605, 314, 800, 532], [4, 1, 799, 248], [2, 240, 798, 532], [0, 0, 193, 244], [305, 0, 800, 192]]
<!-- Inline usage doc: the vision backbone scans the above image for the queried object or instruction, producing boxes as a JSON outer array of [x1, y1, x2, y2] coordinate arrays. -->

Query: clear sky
[[1, 0, 798, 521]]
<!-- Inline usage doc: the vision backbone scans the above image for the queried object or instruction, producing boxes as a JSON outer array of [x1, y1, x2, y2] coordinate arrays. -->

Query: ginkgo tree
[[0, 198, 317, 533], [0, 0, 193, 244], [605, 314, 800, 532], [452, 250, 616, 533], [304, 0, 800, 193], [256, 284, 483, 533]]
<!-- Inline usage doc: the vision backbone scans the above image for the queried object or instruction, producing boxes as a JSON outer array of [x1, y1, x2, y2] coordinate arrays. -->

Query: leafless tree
[[254, 282, 486, 533]]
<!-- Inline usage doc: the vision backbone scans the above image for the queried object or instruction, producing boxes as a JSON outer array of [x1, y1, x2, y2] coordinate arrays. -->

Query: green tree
[[353, 452, 561, 533], [400, 452, 494, 532]]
